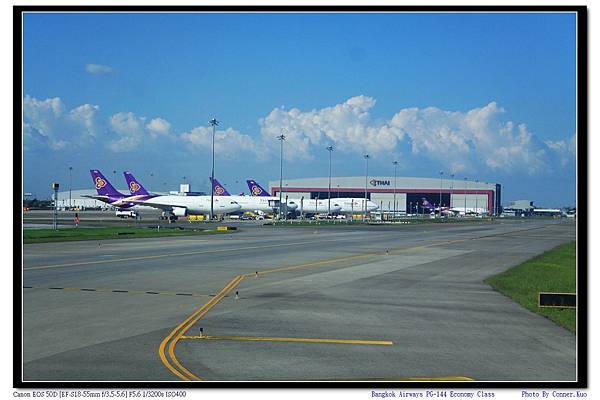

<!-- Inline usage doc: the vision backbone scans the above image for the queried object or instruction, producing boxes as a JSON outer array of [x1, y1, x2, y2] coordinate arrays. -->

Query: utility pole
[[327, 145, 333, 216], [439, 171, 444, 219], [277, 132, 286, 220], [52, 182, 59, 230], [209, 118, 219, 220], [392, 161, 398, 220], [464, 177, 468, 216], [68, 166, 73, 210], [450, 173, 454, 214], [363, 154, 370, 221], [475, 180, 479, 216]]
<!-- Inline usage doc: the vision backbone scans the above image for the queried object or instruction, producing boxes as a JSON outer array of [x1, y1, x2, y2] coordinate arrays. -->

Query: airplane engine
[[286, 201, 298, 211], [172, 207, 188, 217]]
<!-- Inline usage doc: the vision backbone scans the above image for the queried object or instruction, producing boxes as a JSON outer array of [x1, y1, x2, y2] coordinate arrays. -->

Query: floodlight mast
[[277, 133, 286, 220], [392, 161, 398, 220], [363, 154, 370, 221], [439, 171, 444, 219], [327, 145, 334, 216], [209, 118, 219, 220]]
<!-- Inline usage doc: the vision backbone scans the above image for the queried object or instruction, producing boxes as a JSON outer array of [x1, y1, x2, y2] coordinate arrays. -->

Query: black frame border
[[14, 4, 588, 390]]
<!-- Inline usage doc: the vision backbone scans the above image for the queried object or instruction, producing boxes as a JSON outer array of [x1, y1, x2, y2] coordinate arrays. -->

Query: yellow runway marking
[[180, 335, 393, 346], [159, 223, 567, 381], [159, 274, 245, 381], [397, 376, 474, 381]]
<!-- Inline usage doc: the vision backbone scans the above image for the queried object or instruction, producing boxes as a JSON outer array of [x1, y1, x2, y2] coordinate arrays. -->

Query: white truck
[[115, 209, 138, 219]]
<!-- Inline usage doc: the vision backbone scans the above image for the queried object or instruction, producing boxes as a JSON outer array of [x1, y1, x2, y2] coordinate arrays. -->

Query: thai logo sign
[[369, 179, 390, 187]]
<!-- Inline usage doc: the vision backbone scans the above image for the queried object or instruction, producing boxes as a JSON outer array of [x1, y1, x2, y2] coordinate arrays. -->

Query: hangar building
[[268, 176, 501, 215]]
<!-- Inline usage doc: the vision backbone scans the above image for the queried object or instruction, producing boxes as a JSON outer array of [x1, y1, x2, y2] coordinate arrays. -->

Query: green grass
[[485, 241, 576, 332], [23, 226, 234, 244]]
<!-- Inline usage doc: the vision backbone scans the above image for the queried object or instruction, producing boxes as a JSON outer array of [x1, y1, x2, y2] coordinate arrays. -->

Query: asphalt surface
[[21, 218, 577, 382]]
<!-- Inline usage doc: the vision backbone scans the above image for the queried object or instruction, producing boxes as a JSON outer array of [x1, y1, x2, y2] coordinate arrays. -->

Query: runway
[[21, 219, 577, 382]]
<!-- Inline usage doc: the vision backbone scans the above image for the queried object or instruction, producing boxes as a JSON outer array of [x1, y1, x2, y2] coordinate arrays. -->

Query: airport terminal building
[[269, 176, 501, 215]]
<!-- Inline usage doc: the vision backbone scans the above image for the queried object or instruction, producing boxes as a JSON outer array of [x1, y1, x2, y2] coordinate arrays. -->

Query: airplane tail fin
[[90, 170, 123, 197], [421, 197, 434, 210], [246, 179, 271, 196], [123, 171, 150, 196], [210, 177, 231, 196]]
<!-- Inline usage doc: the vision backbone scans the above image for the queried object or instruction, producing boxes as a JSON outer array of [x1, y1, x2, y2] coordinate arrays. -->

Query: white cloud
[[146, 118, 171, 136], [23, 95, 100, 150], [85, 63, 114, 75], [23, 94, 575, 176], [24, 96, 174, 153], [259, 95, 405, 160], [181, 126, 261, 159], [258, 96, 574, 175], [544, 134, 576, 166], [108, 112, 145, 152], [108, 113, 174, 152], [389, 101, 552, 174]]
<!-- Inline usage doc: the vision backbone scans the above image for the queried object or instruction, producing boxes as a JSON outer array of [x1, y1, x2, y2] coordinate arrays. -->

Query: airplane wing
[[125, 198, 177, 211], [81, 194, 110, 201]]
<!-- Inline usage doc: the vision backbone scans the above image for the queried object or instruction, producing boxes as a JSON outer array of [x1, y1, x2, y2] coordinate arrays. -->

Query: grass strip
[[485, 241, 576, 332], [23, 226, 234, 244]]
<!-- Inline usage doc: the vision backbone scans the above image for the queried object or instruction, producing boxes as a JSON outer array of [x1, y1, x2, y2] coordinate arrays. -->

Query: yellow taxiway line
[[180, 335, 393, 346], [159, 274, 245, 381], [158, 223, 554, 381]]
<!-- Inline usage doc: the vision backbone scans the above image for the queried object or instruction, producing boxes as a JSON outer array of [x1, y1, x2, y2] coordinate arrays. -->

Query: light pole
[[327, 145, 334, 216], [363, 154, 370, 221], [209, 118, 219, 220], [494, 185, 497, 217], [68, 166, 73, 210], [277, 132, 286, 220], [475, 180, 479, 216], [450, 173, 454, 214], [439, 171, 444, 219], [392, 161, 398, 220], [464, 177, 468, 215], [52, 182, 59, 230]]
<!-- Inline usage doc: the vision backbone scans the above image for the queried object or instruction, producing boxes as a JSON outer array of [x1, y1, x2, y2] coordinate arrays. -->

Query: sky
[[22, 11, 577, 207]]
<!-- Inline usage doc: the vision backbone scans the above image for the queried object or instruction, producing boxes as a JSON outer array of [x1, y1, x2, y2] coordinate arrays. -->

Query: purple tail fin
[[421, 198, 434, 210], [210, 177, 231, 196], [246, 180, 271, 197], [90, 170, 123, 197], [123, 171, 150, 196]]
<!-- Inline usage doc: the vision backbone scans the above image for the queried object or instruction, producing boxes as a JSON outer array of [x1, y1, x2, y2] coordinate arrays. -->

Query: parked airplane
[[421, 198, 480, 216], [82, 170, 154, 210], [246, 179, 341, 214], [210, 177, 296, 214], [118, 171, 241, 219], [124, 170, 152, 196], [329, 198, 379, 214]]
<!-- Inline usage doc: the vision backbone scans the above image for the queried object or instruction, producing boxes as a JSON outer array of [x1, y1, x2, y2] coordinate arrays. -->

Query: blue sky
[[23, 12, 577, 206]]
